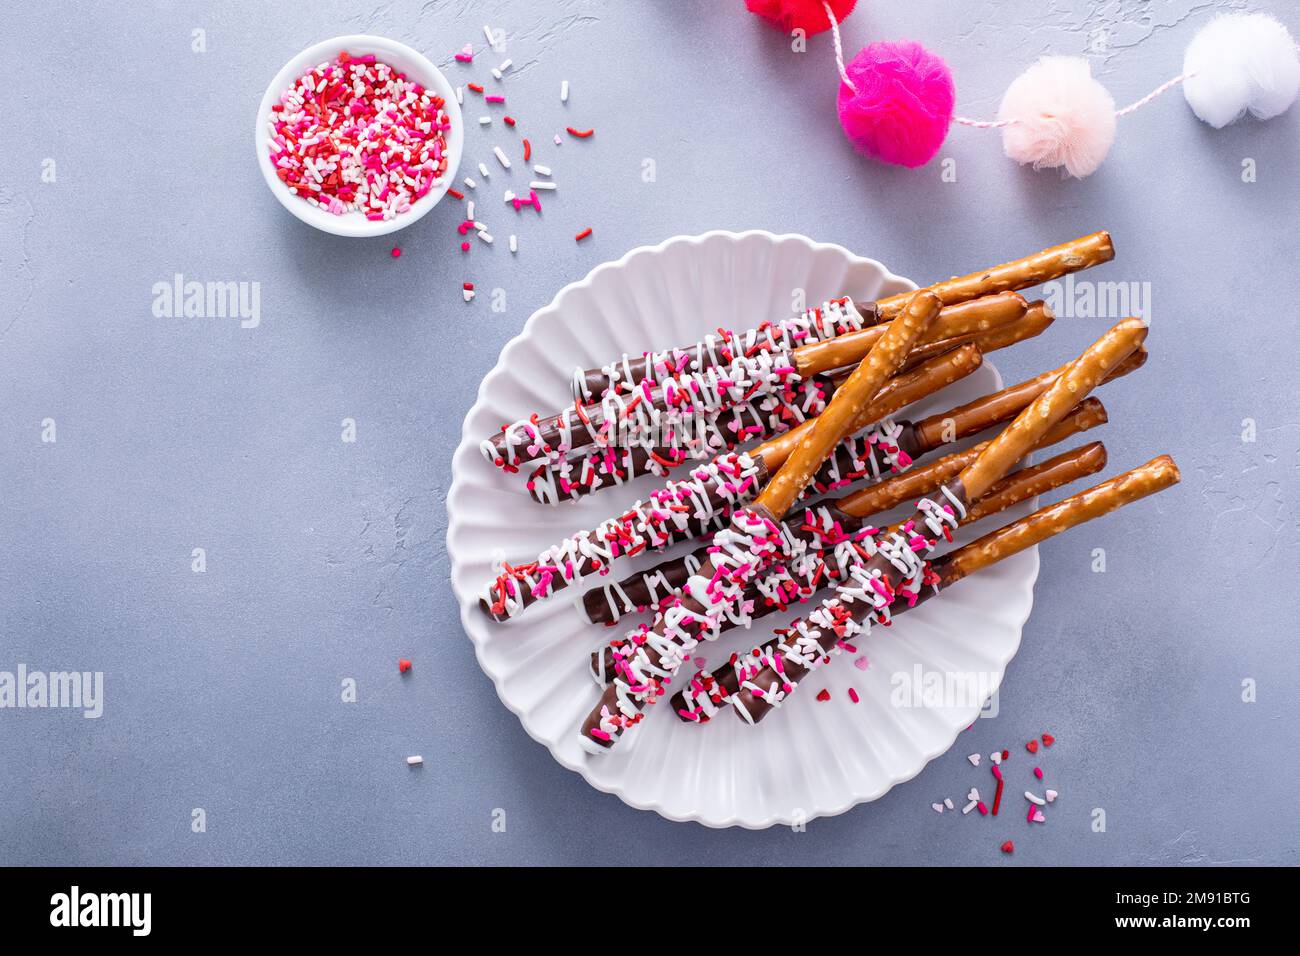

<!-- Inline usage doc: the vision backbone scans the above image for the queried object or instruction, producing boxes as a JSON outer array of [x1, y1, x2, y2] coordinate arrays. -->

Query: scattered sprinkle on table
[[390, 247, 401, 258], [406, 755, 423, 766], [398, 658, 412, 673], [847, 687, 860, 703], [561, 79, 570, 102], [566, 126, 595, 138], [1001, 840, 1014, 854], [574, 227, 592, 242]]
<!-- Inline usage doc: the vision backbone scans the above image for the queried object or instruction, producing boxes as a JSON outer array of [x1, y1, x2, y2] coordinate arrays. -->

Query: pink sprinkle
[[977, 801, 989, 815], [485, 95, 505, 103], [589, 728, 610, 742], [853, 656, 869, 671], [1034, 767, 1044, 779], [460, 241, 471, 252], [848, 688, 860, 703], [390, 247, 401, 258]]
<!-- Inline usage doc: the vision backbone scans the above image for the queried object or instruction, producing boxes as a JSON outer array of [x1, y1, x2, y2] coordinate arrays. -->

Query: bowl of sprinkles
[[255, 35, 463, 237]]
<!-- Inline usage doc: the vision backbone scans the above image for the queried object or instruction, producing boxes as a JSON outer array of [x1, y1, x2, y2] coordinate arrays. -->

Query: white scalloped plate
[[448, 231, 1038, 828]]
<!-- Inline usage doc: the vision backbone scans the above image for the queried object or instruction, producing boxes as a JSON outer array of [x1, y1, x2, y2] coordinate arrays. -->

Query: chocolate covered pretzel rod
[[723, 318, 1149, 725], [481, 347, 980, 623], [584, 396, 1108, 631], [530, 300, 1053, 504], [486, 292, 1024, 476], [601, 439, 1105, 691], [577, 291, 943, 752], [673, 455, 1179, 722], [571, 232, 1113, 401]]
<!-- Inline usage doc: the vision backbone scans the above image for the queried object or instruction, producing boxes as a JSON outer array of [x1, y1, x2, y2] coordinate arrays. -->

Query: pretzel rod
[[957, 318, 1147, 501], [792, 291, 1027, 378], [489, 293, 1019, 476], [874, 231, 1115, 322], [755, 292, 943, 517], [577, 292, 941, 752], [580, 397, 1106, 629], [900, 300, 1052, 373], [711, 319, 1147, 725], [907, 345, 1145, 456], [571, 232, 1113, 401], [598, 441, 1105, 686], [675, 454, 1177, 723]]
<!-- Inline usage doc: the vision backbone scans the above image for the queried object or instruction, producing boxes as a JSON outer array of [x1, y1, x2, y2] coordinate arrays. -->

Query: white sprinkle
[[560, 79, 569, 102], [503, 189, 516, 202], [463, 288, 475, 302], [509, 234, 517, 253], [1024, 791, 1047, 806], [483, 24, 495, 45], [463, 177, 477, 189], [533, 164, 552, 176], [1046, 789, 1059, 803], [406, 755, 423, 766], [466, 200, 475, 220], [478, 231, 494, 244], [554, 134, 562, 145], [529, 180, 557, 190], [473, 220, 487, 230], [967, 753, 981, 766], [493, 146, 511, 169], [479, 116, 492, 125], [456, 86, 464, 104], [990, 751, 1002, 765], [943, 797, 954, 810], [498, 59, 512, 72], [479, 161, 491, 178], [931, 803, 944, 814], [962, 800, 979, 814], [491, 68, 502, 80]]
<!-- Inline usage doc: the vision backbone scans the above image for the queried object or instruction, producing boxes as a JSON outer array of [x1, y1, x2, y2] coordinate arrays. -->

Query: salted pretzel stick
[[725, 318, 1149, 725], [571, 232, 1114, 400], [581, 397, 1106, 628], [674, 455, 1178, 722], [600, 441, 1105, 687], [901, 301, 1052, 372], [577, 291, 941, 752], [756, 294, 943, 518], [489, 292, 1022, 473], [483, 348, 979, 622], [874, 231, 1114, 322]]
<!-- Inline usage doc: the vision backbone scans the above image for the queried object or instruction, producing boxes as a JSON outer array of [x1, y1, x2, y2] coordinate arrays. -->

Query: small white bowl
[[254, 34, 464, 238]]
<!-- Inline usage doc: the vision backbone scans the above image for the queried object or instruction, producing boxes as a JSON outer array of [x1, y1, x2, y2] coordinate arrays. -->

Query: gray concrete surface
[[1, 0, 1296, 865]]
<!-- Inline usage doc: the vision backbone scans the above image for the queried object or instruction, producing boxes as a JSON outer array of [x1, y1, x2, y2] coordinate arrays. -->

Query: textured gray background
[[1, 0, 1297, 866]]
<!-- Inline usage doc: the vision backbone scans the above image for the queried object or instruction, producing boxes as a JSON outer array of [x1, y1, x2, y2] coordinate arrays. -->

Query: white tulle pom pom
[[1183, 13, 1300, 128], [998, 56, 1116, 178]]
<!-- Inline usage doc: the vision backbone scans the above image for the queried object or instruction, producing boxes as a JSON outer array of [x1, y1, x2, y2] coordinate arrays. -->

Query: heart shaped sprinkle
[[1001, 840, 1014, 853], [1026, 739, 1039, 754], [990, 751, 1002, 765], [815, 689, 831, 702], [1042, 732, 1055, 747], [932, 803, 945, 814], [854, 656, 869, 671], [1046, 789, 1058, 803], [968, 753, 981, 766], [967, 788, 980, 802]]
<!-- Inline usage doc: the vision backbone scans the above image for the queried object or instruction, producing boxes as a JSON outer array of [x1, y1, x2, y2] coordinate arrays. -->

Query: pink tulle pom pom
[[836, 41, 955, 168], [744, 0, 857, 38], [998, 56, 1116, 178]]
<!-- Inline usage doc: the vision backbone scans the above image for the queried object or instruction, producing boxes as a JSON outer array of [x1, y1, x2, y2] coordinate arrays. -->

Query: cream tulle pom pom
[[1183, 13, 1300, 128], [998, 57, 1116, 178]]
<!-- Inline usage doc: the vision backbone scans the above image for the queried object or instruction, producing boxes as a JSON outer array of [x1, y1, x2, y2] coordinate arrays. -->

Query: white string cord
[[824, 2, 856, 92]]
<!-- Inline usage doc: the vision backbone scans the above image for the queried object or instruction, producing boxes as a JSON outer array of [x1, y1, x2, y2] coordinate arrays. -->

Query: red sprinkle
[[390, 247, 401, 258], [1042, 732, 1055, 747], [468, 82, 484, 93], [447, 188, 465, 200], [460, 241, 470, 252], [847, 688, 860, 703], [1001, 840, 1014, 854], [1026, 739, 1039, 754], [1002, 749, 1010, 760], [566, 126, 595, 138], [523, 138, 532, 161], [463, 282, 475, 290], [574, 227, 593, 242], [503, 116, 516, 127], [815, 689, 831, 702], [398, 659, 412, 673]]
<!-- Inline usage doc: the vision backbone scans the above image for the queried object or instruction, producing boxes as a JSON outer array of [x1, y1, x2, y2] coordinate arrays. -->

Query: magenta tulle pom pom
[[744, 0, 857, 38], [836, 41, 955, 168]]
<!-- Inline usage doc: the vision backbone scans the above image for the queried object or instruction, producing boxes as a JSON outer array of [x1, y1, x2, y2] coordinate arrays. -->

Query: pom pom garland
[[1182, 13, 1300, 128], [744, 0, 857, 38], [754, 3, 1299, 175], [997, 57, 1116, 178], [836, 41, 955, 167]]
